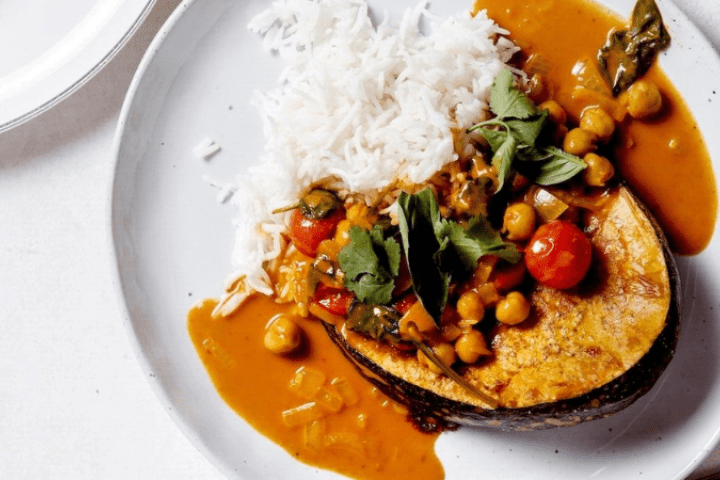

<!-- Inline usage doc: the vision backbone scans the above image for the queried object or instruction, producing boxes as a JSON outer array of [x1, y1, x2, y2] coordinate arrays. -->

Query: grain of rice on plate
[[226, 0, 518, 295]]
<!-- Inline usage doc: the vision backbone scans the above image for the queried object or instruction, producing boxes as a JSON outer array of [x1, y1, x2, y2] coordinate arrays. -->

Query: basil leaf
[[479, 127, 508, 152], [505, 110, 548, 147], [531, 146, 587, 185], [597, 0, 670, 95], [491, 133, 518, 192], [489, 68, 537, 119]]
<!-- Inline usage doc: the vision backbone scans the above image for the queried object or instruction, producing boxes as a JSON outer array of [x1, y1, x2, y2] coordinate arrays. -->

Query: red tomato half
[[289, 207, 345, 257], [525, 220, 592, 290], [313, 284, 354, 316]]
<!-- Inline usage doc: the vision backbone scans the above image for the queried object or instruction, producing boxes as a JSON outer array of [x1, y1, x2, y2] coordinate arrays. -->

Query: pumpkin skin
[[324, 186, 680, 431]]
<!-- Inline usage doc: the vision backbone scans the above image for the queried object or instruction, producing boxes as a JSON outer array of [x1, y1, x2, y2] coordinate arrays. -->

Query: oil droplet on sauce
[[188, 296, 444, 480]]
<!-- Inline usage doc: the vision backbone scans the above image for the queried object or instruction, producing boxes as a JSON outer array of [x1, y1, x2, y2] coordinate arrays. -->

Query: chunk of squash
[[324, 186, 680, 431]]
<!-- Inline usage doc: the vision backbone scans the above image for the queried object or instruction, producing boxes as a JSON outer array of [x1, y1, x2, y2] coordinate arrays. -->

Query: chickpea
[[580, 107, 615, 143], [456, 291, 485, 321], [475, 282, 500, 307], [455, 330, 491, 364], [583, 153, 615, 187], [418, 343, 457, 374], [626, 80, 663, 119], [563, 128, 596, 157], [539, 100, 567, 125], [495, 292, 531, 325], [526, 73, 548, 102], [264, 314, 303, 354], [503, 203, 536, 241]]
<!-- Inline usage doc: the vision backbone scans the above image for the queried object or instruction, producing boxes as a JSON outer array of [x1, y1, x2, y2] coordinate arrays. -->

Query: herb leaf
[[470, 69, 586, 189], [491, 133, 518, 193], [339, 225, 400, 305], [489, 69, 537, 119], [438, 216, 522, 267], [533, 147, 587, 185], [597, 0, 670, 96], [398, 190, 449, 326], [505, 110, 548, 147], [398, 189, 520, 326], [345, 303, 403, 345]]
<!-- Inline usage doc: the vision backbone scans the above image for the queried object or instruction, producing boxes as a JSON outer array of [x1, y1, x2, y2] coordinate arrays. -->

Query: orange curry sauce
[[475, 0, 717, 254], [188, 0, 717, 479]]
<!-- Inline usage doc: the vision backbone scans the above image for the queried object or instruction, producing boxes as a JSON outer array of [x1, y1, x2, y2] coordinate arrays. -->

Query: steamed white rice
[[229, 0, 517, 294]]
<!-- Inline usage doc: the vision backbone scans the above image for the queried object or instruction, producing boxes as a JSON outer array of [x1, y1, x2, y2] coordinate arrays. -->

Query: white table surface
[[1, 0, 719, 479]]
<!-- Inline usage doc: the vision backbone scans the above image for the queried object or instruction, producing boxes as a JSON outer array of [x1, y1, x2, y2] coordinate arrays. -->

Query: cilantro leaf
[[338, 225, 400, 305], [489, 68, 537, 119], [469, 69, 587, 189], [438, 216, 522, 268]]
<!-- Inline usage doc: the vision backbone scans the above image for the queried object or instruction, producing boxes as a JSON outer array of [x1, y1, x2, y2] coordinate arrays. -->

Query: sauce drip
[[188, 296, 444, 480], [474, 0, 717, 254]]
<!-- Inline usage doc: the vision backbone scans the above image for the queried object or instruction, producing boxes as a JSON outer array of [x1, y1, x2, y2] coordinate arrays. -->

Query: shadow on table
[[0, 0, 183, 170]]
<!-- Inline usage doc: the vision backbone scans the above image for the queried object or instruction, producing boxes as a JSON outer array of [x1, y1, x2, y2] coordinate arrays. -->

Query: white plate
[[110, 0, 720, 478], [0, 0, 156, 132]]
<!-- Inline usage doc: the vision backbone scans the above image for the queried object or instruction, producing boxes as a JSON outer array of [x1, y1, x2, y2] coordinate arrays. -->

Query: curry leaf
[[597, 0, 670, 95]]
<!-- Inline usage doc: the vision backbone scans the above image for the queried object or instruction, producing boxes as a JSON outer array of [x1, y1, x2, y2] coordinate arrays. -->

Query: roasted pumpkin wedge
[[324, 186, 680, 431]]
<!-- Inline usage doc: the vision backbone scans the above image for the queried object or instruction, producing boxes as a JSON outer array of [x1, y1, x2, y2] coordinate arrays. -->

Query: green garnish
[[398, 189, 520, 327], [467, 69, 586, 190], [598, 0, 670, 96], [338, 225, 401, 305]]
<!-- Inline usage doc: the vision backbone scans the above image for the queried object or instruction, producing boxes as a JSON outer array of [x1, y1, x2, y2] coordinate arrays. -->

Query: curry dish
[[187, 0, 716, 479]]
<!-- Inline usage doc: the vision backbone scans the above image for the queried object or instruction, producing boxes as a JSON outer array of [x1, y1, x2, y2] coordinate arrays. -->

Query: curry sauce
[[188, 0, 716, 478], [475, 0, 717, 254]]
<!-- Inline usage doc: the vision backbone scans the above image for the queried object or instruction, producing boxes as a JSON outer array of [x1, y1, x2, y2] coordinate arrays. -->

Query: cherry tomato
[[289, 207, 345, 257], [524, 220, 592, 290], [312, 284, 354, 316]]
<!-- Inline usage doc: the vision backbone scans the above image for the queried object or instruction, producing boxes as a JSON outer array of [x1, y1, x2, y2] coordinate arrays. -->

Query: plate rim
[[108, 0, 720, 479], [0, 0, 158, 133]]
